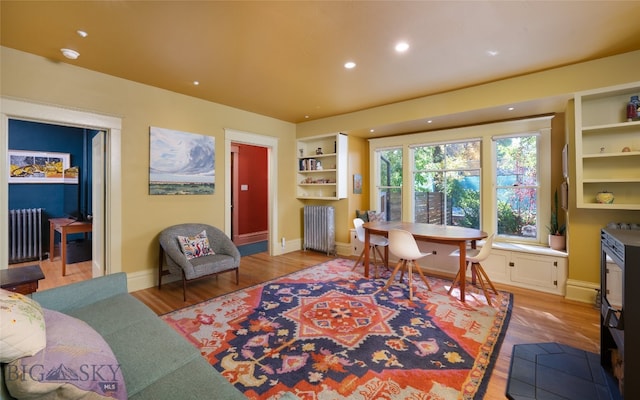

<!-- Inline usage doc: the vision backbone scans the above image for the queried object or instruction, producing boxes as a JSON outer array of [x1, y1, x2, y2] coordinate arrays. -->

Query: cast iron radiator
[[8, 208, 43, 264], [303, 205, 336, 255]]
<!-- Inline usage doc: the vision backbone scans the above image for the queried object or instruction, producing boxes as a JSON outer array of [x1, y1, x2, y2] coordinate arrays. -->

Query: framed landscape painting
[[149, 127, 215, 195]]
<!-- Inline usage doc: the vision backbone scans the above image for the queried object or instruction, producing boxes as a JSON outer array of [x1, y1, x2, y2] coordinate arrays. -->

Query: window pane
[[379, 187, 401, 221], [496, 136, 537, 186], [377, 148, 402, 221], [447, 170, 480, 229], [414, 172, 445, 224], [414, 145, 445, 170], [497, 187, 537, 237], [378, 148, 402, 187], [495, 135, 539, 239], [445, 141, 481, 170]]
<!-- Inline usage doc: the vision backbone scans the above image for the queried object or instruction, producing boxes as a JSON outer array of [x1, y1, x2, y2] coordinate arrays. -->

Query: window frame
[[369, 116, 553, 246]]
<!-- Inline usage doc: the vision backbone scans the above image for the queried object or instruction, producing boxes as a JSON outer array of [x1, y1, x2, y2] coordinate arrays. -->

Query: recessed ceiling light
[[370, 129, 375, 133], [344, 61, 356, 69], [508, 107, 515, 111], [395, 41, 410, 53], [427, 120, 433, 124], [487, 50, 499, 56], [77, 30, 88, 38], [61, 48, 80, 60], [304, 115, 310, 119], [193, 81, 200, 86]]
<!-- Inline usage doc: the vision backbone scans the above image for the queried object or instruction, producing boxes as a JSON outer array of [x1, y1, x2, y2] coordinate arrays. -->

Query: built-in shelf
[[296, 133, 347, 200], [574, 81, 640, 209]]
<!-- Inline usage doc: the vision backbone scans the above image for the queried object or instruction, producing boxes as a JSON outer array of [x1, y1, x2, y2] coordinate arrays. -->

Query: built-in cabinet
[[296, 133, 348, 200], [574, 81, 640, 210], [479, 245, 567, 295]]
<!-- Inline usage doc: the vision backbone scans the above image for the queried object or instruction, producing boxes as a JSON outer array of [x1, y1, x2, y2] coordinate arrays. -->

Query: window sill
[[490, 240, 567, 257]]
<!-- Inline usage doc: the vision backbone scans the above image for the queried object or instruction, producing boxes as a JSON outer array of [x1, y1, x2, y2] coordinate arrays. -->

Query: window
[[375, 148, 402, 221], [412, 140, 481, 228], [494, 134, 539, 240], [369, 117, 552, 245]]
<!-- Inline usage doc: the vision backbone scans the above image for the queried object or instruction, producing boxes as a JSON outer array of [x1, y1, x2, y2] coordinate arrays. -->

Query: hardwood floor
[[9, 254, 92, 291], [19, 250, 600, 399], [131, 250, 601, 400]]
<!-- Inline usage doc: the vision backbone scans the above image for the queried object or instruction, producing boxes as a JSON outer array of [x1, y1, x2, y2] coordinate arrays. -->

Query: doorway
[[231, 143, 269, 256], [1, 98, 122, 284], [224, 129, 279, 256]]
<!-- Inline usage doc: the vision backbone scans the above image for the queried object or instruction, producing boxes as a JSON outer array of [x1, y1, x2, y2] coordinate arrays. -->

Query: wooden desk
[[0, 264, 45, 295], [363, 221, 487, 302], [49, 218, 92, 276]]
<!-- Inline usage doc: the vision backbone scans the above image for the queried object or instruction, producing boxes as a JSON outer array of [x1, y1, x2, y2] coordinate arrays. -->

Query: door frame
[[224, 129, 279, 255], [0, 98, 122, 273]]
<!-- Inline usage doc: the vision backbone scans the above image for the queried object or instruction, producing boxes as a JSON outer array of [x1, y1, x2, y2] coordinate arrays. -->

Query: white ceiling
[[2, 1, 640, 137]]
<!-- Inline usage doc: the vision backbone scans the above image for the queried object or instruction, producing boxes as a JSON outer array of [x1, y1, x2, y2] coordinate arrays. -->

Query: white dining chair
[[352, 218, 389, 278], [378, 229, 432, 300], [448, 233, 498, 305]]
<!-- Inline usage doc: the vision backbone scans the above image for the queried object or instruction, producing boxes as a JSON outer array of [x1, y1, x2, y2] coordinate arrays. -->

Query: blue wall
[[8, 119, 97, 250]]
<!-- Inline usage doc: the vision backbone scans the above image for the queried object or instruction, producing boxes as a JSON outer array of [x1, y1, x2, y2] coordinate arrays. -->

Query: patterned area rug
[[161, 258, 512, 399]]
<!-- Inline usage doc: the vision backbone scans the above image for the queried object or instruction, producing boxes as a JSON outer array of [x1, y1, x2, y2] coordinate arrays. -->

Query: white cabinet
[[481, 246, 568, 295], [574, 82, 640, 209], [350, 228, 364, 256], [297, 133, 348, 200]]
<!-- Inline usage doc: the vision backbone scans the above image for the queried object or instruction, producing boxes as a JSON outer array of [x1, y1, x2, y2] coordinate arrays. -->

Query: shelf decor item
[[547, 189, 566, 250], [627, 95, 640, 121], [596, 191, 615, 204]]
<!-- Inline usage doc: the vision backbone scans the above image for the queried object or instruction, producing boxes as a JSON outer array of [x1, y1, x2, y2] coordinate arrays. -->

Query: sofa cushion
[[128, 356, 243, 400], [5, 308, 127, 400], [177, 230, 215, 260], [65, 292, 233, 398], [0, 289, 46, 363]]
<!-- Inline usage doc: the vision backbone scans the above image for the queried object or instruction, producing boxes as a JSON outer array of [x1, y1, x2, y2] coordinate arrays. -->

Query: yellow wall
[[3, 45, 640, 294], [1, 47, 298, 277]]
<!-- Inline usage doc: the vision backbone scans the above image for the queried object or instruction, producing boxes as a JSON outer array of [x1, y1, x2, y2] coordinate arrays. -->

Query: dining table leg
[[363, 228, 371, 278], [458, 241, 466, 302]]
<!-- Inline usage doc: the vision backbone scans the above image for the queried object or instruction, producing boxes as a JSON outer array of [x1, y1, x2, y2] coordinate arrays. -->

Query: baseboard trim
[[565, 279, 599, 305], [336, 241, 351, 257], [126, 268, 180, 292]]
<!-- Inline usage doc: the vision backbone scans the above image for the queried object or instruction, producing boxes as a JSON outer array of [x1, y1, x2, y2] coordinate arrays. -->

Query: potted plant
[[547, 189, 566, 250]]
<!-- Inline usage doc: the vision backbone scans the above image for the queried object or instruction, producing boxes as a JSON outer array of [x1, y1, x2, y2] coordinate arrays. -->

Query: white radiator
[[8, 208, 43, 264], [303, 205, 336, 255]]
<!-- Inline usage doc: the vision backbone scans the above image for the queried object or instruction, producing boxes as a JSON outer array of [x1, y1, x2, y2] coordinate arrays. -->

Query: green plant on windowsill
[[547, 189, 566, 251], [547, 189, 566, 236]]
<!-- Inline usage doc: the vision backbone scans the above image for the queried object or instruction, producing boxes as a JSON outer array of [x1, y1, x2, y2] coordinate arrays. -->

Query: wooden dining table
[[363, 221, 488, 302]]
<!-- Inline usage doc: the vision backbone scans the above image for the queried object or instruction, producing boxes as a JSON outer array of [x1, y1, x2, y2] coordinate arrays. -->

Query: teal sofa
[[1, 272, 246, 400]]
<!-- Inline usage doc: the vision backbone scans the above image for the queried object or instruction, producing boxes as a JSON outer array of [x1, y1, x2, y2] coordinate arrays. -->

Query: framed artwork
[[8, 150, 70, 183], [149, 127, 215, 195], [353, 173, 362, 194]]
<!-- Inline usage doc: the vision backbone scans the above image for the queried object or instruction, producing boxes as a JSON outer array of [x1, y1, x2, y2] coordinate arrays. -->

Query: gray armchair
[[158, 223, 240, 301]]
